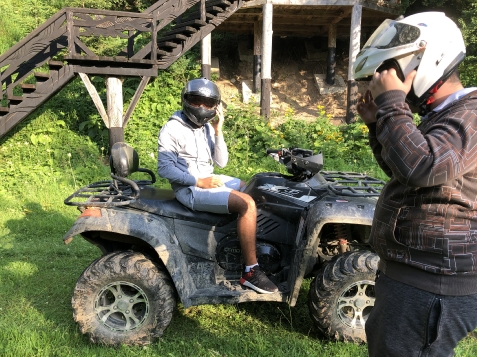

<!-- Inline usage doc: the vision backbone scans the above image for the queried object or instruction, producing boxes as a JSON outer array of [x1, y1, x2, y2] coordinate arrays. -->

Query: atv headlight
[[355, 57, 368, 74]]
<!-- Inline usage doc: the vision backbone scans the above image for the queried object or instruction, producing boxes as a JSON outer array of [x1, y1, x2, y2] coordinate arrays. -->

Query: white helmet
[[354, 12, 466, 110]]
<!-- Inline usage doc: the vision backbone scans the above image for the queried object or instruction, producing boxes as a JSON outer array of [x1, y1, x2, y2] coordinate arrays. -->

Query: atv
[[63, 142, 384, 346]]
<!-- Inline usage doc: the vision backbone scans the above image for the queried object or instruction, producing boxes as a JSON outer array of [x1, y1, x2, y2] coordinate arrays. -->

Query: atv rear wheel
[[72, 251, 176, 346], [308, 250, 379, 343]]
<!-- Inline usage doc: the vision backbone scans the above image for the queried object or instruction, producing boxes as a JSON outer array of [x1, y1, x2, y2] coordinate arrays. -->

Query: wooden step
[[156, 49, 169, 57], [34, 72, 50, 82], [0, 106, 9, 115], [207, 0, 232, 7], [157, 41, 178, 49], [21, 84, 36, 94], [206, 6, 225, 14], [7, 95, 24, 105], [173, 19, 206, 29], [187, 12, 215, 23], [157, 33, 188, 43], [49, 61, 64, 70], [161, 26, 197, 37]]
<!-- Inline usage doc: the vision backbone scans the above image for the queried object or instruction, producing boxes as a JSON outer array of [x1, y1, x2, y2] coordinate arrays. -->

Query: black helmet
[[182, 78, 221, 126]]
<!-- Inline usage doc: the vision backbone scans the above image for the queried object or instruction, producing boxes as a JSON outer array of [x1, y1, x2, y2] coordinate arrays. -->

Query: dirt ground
[[213, 36, 369, 125]]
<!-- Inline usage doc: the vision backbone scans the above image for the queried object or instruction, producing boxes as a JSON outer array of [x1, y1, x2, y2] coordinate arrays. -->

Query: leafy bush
[[217, 104, 385, 180], [0, 0, 387, 193]]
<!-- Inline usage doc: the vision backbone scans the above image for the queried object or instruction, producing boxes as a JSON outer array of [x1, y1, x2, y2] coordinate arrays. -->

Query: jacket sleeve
[[374, 90, 477, 187], [208, 124, 228, 168], [366, 122, 393, 178], [157, 122, 197, 187]]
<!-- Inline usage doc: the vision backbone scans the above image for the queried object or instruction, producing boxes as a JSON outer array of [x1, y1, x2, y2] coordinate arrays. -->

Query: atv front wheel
[[308, 250, 378, 343], [72, 251, 176, 346]]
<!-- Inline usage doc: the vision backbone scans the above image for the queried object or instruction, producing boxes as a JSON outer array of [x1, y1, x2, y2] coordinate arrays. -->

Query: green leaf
[[30, 134, 38, 146], [79, 121, 89, 131]]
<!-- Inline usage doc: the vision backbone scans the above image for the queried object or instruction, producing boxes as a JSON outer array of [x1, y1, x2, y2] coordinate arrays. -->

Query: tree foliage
[[402, 0, 477, 86]]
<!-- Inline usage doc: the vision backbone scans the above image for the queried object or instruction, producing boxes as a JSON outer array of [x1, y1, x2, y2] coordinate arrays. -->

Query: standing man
[[354, 12, 477, 356], [158, 78, 278, 294]]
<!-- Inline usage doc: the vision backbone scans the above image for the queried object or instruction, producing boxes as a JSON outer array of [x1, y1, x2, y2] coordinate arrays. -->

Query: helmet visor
[[363, 19, 421, 50], [184, 94, 219, 109]]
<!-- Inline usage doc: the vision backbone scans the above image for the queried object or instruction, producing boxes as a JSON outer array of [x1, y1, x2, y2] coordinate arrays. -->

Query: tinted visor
[[363, 19, 420, 50], [184, 94, 219, 109]]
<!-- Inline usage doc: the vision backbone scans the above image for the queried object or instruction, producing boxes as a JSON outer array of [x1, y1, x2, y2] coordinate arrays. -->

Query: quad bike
[[63, 142, 384, 346]]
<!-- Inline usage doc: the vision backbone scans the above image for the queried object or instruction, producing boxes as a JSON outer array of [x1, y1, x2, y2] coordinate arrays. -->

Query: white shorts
[[174, 175, 242, 214]]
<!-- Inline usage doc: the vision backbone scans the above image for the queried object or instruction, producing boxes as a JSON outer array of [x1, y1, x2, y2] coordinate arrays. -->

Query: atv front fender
[[62, 207, 196, 303], [287, 196, 377, 306]]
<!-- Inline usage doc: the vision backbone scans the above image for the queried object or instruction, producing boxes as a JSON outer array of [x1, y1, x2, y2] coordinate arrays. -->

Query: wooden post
[[201, 33, 212, 80], [107, 77, 124, 148], [66, 10, 74, 58], [346, 4, 362, 123], [200, 0, 206, 22], [326, 24, 337, 85], [253, 21, 262, 94], [261, 3, 273, 118]]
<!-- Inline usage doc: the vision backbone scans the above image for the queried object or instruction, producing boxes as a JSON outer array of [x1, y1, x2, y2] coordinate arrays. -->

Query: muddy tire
[[72, 251, 176, 346], [308, 250, 379, 343]]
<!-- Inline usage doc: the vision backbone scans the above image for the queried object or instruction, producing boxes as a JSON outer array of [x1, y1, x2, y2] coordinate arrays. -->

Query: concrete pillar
[[261, 3, 273, 118], [346, 4, 362, 123]]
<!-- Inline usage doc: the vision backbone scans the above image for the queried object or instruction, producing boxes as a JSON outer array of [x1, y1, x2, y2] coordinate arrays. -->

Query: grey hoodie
[[157, 110, 228, 192]]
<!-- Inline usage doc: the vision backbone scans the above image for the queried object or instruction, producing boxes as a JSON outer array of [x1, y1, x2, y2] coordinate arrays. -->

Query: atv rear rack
[[64, 179, 153, 207], [322, 171, 385, 197]]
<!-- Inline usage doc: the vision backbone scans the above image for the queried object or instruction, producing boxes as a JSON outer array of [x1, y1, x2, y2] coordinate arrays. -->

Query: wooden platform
[[219, 0, 400, 37]]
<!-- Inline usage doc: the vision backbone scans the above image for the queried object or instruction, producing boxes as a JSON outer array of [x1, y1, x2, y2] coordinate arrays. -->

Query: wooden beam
[[78, 73, 109, 128], [326, 24, 337, 85], [123, 76, 150, 127], [242, 0, 400, 14], [346, 4, 362, 123], [253, 21, 262, 93], [331, 6, 353, 24]]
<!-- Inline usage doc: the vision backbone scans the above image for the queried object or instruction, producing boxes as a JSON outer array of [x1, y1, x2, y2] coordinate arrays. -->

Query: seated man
[[157, 78, 278, 294]]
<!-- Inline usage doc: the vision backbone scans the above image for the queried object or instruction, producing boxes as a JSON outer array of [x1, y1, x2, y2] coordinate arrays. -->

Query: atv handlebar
[[267, 148, 323, 177]]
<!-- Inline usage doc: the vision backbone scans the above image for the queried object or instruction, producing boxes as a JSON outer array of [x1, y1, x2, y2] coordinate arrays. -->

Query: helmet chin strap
[[415, 80, 445, 115]]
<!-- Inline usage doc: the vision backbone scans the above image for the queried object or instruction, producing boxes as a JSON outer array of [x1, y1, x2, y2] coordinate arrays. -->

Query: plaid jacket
[[367, 89, 477, 295]]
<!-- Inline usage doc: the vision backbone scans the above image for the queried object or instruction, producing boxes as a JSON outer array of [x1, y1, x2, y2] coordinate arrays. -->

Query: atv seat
[[130, 186, 237, 227]]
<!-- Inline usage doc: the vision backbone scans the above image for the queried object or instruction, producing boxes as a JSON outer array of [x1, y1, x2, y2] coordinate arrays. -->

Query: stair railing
[[64, 8, 156, 64], [0, 10, 68, 100]]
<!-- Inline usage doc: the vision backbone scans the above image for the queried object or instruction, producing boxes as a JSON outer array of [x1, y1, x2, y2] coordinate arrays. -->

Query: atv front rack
[[322, 171, 385, 197]]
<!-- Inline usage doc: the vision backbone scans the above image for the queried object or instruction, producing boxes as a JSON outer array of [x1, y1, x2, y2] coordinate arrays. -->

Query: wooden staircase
[[0, 0, 243, 139]]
